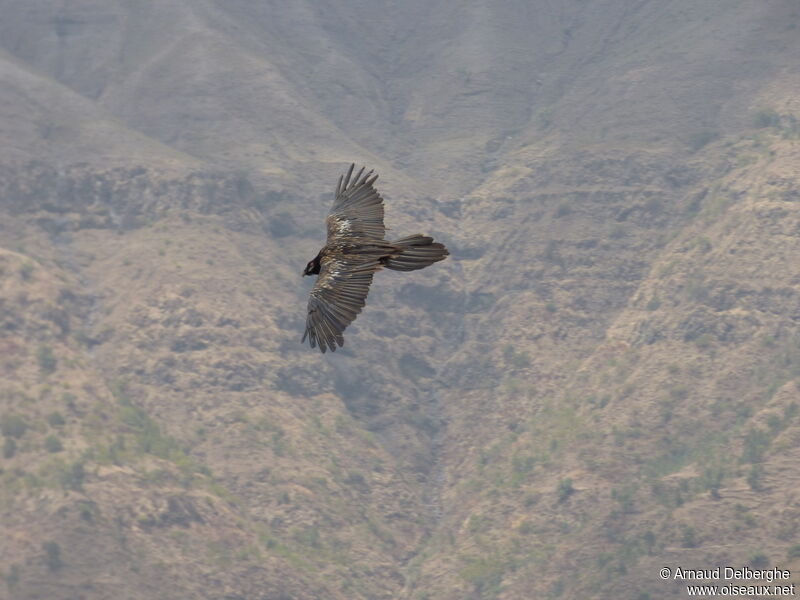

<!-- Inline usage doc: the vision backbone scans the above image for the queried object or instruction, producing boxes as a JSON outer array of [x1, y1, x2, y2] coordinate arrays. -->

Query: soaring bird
[[302, 164, 448, 352]]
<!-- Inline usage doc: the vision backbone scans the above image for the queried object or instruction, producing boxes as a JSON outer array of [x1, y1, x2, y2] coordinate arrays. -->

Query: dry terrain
[[1, 1, 799, 599]]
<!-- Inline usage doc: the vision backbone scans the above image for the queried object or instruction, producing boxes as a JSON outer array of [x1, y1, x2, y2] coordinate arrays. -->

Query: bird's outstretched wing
[[326, 164, 386, 242], [302, 255, 380, 353]]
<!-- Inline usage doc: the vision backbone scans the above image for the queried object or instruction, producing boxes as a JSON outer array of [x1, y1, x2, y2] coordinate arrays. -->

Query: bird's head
[[303, 255, 321, 277]]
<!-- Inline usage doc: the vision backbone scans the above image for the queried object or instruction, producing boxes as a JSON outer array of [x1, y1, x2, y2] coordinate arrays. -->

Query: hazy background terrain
[[1, 1, 799, 598]]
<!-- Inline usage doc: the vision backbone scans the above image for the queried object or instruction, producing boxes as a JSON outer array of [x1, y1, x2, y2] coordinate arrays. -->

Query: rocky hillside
[[1, 1, 799, 599]]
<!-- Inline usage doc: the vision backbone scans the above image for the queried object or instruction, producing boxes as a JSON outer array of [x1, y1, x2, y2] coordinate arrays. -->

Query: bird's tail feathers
[[383, 234, 449, 271]]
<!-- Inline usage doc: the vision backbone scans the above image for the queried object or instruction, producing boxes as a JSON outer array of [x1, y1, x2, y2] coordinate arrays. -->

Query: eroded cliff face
[[0, 163, 452, 599], [1, 1, 799, 599], [417, 131, 800, 599]]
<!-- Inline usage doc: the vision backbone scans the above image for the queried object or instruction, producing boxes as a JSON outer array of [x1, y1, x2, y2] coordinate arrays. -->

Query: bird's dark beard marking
[[307, 253, 322, 275]]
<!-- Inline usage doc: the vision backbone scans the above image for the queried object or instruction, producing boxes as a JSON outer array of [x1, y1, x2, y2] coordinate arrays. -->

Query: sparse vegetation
[[542, 240, 564, 266], [271, 429, 288, 456], [36, 345, 57, 374], [19, 261, 34, 281], [1, 414, 27, 439], [55, 459, 85, 491], [554, 203, 572, 218], [700, 466, 724, 498], [733, 505, 757, 530], [62, 392, 77, 411], [681, 525, 697, 548], [44, 435, 63, 453], [752, 108, 780, 128], [3, 437, 16, 459], [460, 555, 505, 597], [746, 465, 763, 491], [77, 501, 94, 522], [0, 8, 798, 600], [556, 478, 574, 503], [47, 411, 65, 426], [694, 333, 713, 349], [611, 485, 637, 514], [536, 106, 553, 129], [748, 551, 769, 568], [643, 531, 656, 554], [517, 520, 535, 535], [43, 541, 62, 571], [669, 384, 689, 401], [688, 130, 719, 151], [293, 525, 322, 549], [502, 344, 531, 369], [741, 428, 770, 464], [645, 296, 661, 311], [5, 564, 20, 591]]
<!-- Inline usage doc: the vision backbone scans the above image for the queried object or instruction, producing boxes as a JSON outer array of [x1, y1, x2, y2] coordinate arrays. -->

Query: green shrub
[[62, 392, 77, 410], [344, 471, 368, 491], [681, 525, 697, 548], [460, 556, 505, 596], [511, 350, 531, 369], [1, 415, 27, 438], [44, 435, 63, 453], [555, 203, 572, 218], [292, 525, 321, 549], [47, 412, 65, 427], [43, 541, 62, 571], [542, 240, 564, 266], [556, 478, 574, 503], [646, 296, 661, 311], [118, 402, 187, 463], [36, 345, 57, 374], [5, 564, 20, 591], [749, 551, 769, 568], [689, 130, 719, 151], [77, 501, 94, 522], [785, 402, 798, 420], [669, 385, 689, 401], [787, 544, 800, 559], [701, 466, 724, 499], [524, 494, 539, 507], [271, 430, 288, 456], [753, 108, 780, 128], [746, 465, 763, 491], [57, 460, 85, 491], [3, 437, 16, 459], [741, 428, 770, 463], [767, 414, 782, 432], [518, 520, 535, 535], [536, 106, 553, 129], [512, 454, 535, 476], [643, 530, 656, 554], [611, 485, 636, 513], [695, 334, 714, 349], [19, 262, 34, 281]]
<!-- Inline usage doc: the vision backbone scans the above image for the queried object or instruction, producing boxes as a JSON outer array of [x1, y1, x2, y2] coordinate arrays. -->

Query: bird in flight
[[302, 164, 448, 353]]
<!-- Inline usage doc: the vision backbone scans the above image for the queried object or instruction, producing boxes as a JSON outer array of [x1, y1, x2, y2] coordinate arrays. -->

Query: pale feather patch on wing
[[326, 164, 386, 242]]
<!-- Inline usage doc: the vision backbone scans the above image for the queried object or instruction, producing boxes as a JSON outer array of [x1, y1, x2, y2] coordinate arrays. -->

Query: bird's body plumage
[[302, 164, 448, 352]]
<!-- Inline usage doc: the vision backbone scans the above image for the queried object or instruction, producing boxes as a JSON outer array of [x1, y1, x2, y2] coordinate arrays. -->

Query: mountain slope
[[0, 1, 799, 599]]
